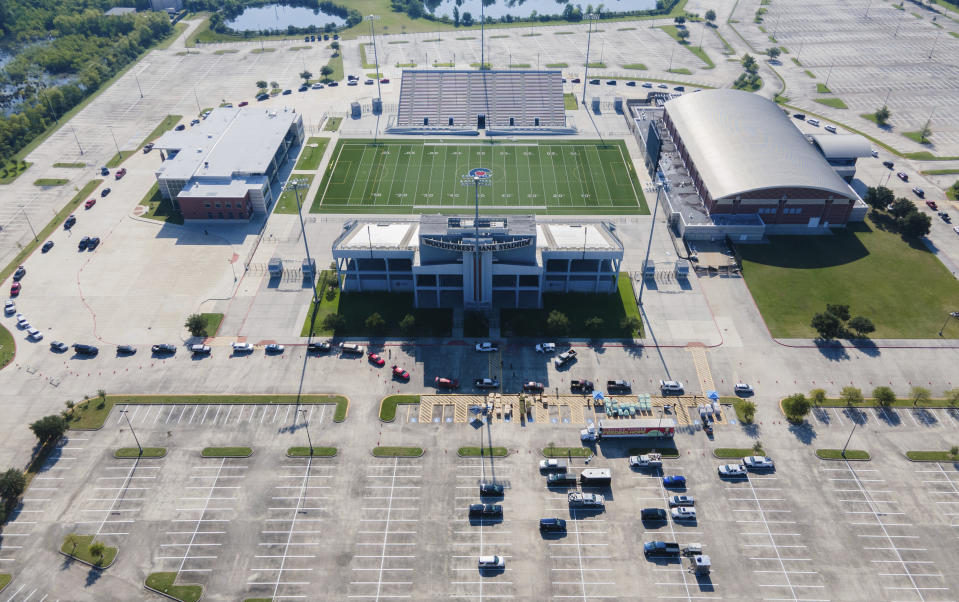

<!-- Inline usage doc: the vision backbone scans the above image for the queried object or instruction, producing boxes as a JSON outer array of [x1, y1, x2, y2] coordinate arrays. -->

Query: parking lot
[[2, 405, 959, 600]]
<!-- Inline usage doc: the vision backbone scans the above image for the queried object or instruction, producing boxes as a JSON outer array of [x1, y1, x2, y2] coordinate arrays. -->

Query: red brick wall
[[178, 195, 253, 221]]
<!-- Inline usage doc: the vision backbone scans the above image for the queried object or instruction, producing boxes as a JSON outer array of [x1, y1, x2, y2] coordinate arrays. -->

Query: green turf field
[[310, 139, 647, 215]]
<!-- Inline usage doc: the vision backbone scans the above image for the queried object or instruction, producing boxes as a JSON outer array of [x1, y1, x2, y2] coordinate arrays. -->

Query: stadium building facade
[[152, 107, 304, 222], [331, 215, 624, 309]]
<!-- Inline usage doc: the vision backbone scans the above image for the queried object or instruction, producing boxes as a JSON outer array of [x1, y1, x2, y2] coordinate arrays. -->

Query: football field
[[309, 139, 647, 215]]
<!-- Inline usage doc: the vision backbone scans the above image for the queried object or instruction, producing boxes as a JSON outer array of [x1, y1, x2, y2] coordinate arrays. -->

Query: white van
[[824, 125, 837, 133], [807, 118, 820, 126]]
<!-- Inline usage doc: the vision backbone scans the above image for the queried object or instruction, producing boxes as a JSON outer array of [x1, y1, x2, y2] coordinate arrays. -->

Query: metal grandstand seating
[[391, 70, 568, 133]]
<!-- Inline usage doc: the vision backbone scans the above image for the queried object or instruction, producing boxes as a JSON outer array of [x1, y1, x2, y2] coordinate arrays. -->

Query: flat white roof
[[155, 107, 298, 182], [177, 176, 267, 199], [540, 223, 616, 251], [339, 222, 418, 250]]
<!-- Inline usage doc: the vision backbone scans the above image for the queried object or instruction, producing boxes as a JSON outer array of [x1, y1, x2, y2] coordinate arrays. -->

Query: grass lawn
[[288, 446, 337, 457], [115, 447, 166, 458], [509, 63, 532, 69], [626, 446, 680, 458], [138, 183, 184, 225], [458, 446, 508, 457], [145, 572, 201, 602], [0, 574, 9, 591], [622, 63, 648, 70], [60, 535, 118, 568], [859, 112, 881, 125], [903, 130, 932, 145], [0, 161, 32, 184], [657, 26, 715, 68], [814, 97, 848, 109], [668, 67, 693, 75], [586, 62, 607, 68], [250, 47, 276, 54], [817, 449, 871, 460], [33, 178, 68, 186], [300, 285, 453, 338], [815, 397, 955, 409], [731, 398, 755, 424], [201, 446, 253, 457], [906, 450, 959, 461], [804, 69, 815, 77], [143, 115, 183, 145], [919, 169, 959, 175], [296, 138, 331, 171], [0, 179, 100, 284], [0, 324, 15, 371], [53, 162, 85, 168], [67, 394, 349, 430], [949, 187, 957, 201], [501, 274, 642, 338], [197, 313, 223, 337], [564, 93, 578, 110], [380, 395, 420, 421], [214, 48, 239, 55], [816, 83, 831, 93], [323, 52, 344, 82], [359, 44, 376, 69], [311, 139, 647, 215], [737, 218, 959, 338], [324, 116, 343, 131], [714, 447, 763, 458], [542, 446, 591, 457], [274, 174, 315, 214], [373, 446, 424, 457], [545, 62, 569, 68], [105, 151, 135, 168]]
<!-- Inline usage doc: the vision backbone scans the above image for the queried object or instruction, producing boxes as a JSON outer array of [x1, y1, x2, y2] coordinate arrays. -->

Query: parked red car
[[10, 282, 21, 296], [368, 352, 385, 367], [85, 199, 96, 209], [435, 377, 459, 389], [392, 365, 410, 380], [115, 168, 127, 180]]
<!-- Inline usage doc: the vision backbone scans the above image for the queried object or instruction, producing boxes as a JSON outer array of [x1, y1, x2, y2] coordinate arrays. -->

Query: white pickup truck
[[629, 453, 663, 469], [568, 491, 605, 508]]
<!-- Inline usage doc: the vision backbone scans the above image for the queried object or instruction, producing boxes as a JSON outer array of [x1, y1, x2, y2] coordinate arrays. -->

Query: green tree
[[840, 386, 864, 406], [741, 53, 758, 74], [398, 313, 416, 336], [320, 65, 334, 80], [899, 211, 932, 238], [365, 312, 386, 334], [674, 15, 686, 25], [331, 41, 340, 52], [945, 388, 959, 407], [321, 312, 345, 332], [30, 415, 68, 445], [889, 198, 916, 219], [299, 70, 312, 84], [872, 386, 896, 407], [782, 393, 811, 422], [584, 316, 605, 336], [951, 445, 959, 457], [185, 313, 206, 337], [256, 80, 267, 92], [546, 310, 570, 335], [811, 312, 842, 339], [461, 11, 474, 26], [847, 316, 875, 338], [677, 28, 691, 41], [874, 104, 891, 126], [0, 468, 26, 502], [752, 440, 764, 453], [766, 46, 781, 60], [809, 388, 827, 406], [620, 315, 642, 336], [826, 304, 850, 322], [740, 400, 757, 423], [89, 540, 106, 563], [863, 186, 894, 211], [705, 9, 717, 23], [910, 385, 931, 407], [270, 80, 279, 90]]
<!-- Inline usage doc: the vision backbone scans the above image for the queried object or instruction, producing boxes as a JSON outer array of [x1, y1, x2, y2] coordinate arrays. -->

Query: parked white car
[[232, 342, 254, 352], [660, 380, 684, 394], [734, 383, 754, 396], [535, 342, 556, 353], [671, 506, 697, 521], [478, 555, 506, 569], [743, 456, 775, 470], [27, 328, 43, 341], [718, 464, 747, 477], [475, 342, 498, 352]]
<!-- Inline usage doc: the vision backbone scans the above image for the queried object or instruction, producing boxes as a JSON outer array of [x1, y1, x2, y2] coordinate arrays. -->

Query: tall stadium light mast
[[460, 169, 492, 306], [480, 0, 486, 69], [367, 14, 382, 104], [638, 184, 663, 307], [581, 13, 598, 105], [285, 178, 318, 303]]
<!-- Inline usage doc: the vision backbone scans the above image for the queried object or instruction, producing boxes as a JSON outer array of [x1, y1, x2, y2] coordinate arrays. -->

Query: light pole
[[581, 13, 598, 105], [638, 184, 663, 306], [939, 311, 959, 336], [840, 421, 857, 458], [194, 87, 201, 112], [459, 169, 492, 308], [928, 30, 942, 60], [108, 126, 121, 160], [119, 409, 143, 456], [298, 408, 314, 455], [824, 60, 835, 86], [894, 8, 905, 37], [367, 15, 382, 102], [134, 74, 144, 98], [667, 44, 677, 73], [285, 178, 318, 303], [865, 0, 873, 18], [71, 126, 84, 155]]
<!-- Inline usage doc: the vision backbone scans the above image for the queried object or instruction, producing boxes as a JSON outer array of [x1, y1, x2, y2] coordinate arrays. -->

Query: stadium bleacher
[[391, 70, 569, 134]]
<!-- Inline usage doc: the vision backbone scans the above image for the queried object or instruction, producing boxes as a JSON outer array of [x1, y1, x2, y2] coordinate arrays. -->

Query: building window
[[228, 212, 234, 219], [204, 203, 211, 208], [207, 212, 213, 219], [226, 203, 231, 208], [215, 203, 221, 208], [218, 212, 224, 219]]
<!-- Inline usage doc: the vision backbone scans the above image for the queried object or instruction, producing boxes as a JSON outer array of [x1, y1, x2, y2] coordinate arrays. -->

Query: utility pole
[[285, 179, 318, 303], [298, 408, 314, 455], [120, 409, 143, 456], [638, 184, 662, 306], [581, 13, 598, 104]]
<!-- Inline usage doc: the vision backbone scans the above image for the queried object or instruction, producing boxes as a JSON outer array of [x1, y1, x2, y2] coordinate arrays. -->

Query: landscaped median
[[0, 574, 9, 592], [816, 449, 871, 460], [713, 447, 764, 459], [905, 450, 959, 462], [145, 572, 201, 602], [380, 395, 420, 422], [542, 446, 591, 458], [202, 446, 253, 458], [114, 447, 166, 459], [458, 447, 508, 457], [66, 394, 349, 430], [287, 447, 337, 457], [372, 447, 424, 457], [60, 534, 117, 569]]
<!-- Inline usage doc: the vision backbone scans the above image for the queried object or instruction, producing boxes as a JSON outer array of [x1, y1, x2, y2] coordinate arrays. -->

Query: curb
[[711, 449, 761, 460], [144, 582, 202, 602], [58, 547, 117, 570], [378, 395, 419, 423], [286, 449, 338, 458], [456, 449, 510, 458], [903, 453, 959, 463], [816, 453, 871, 462]]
